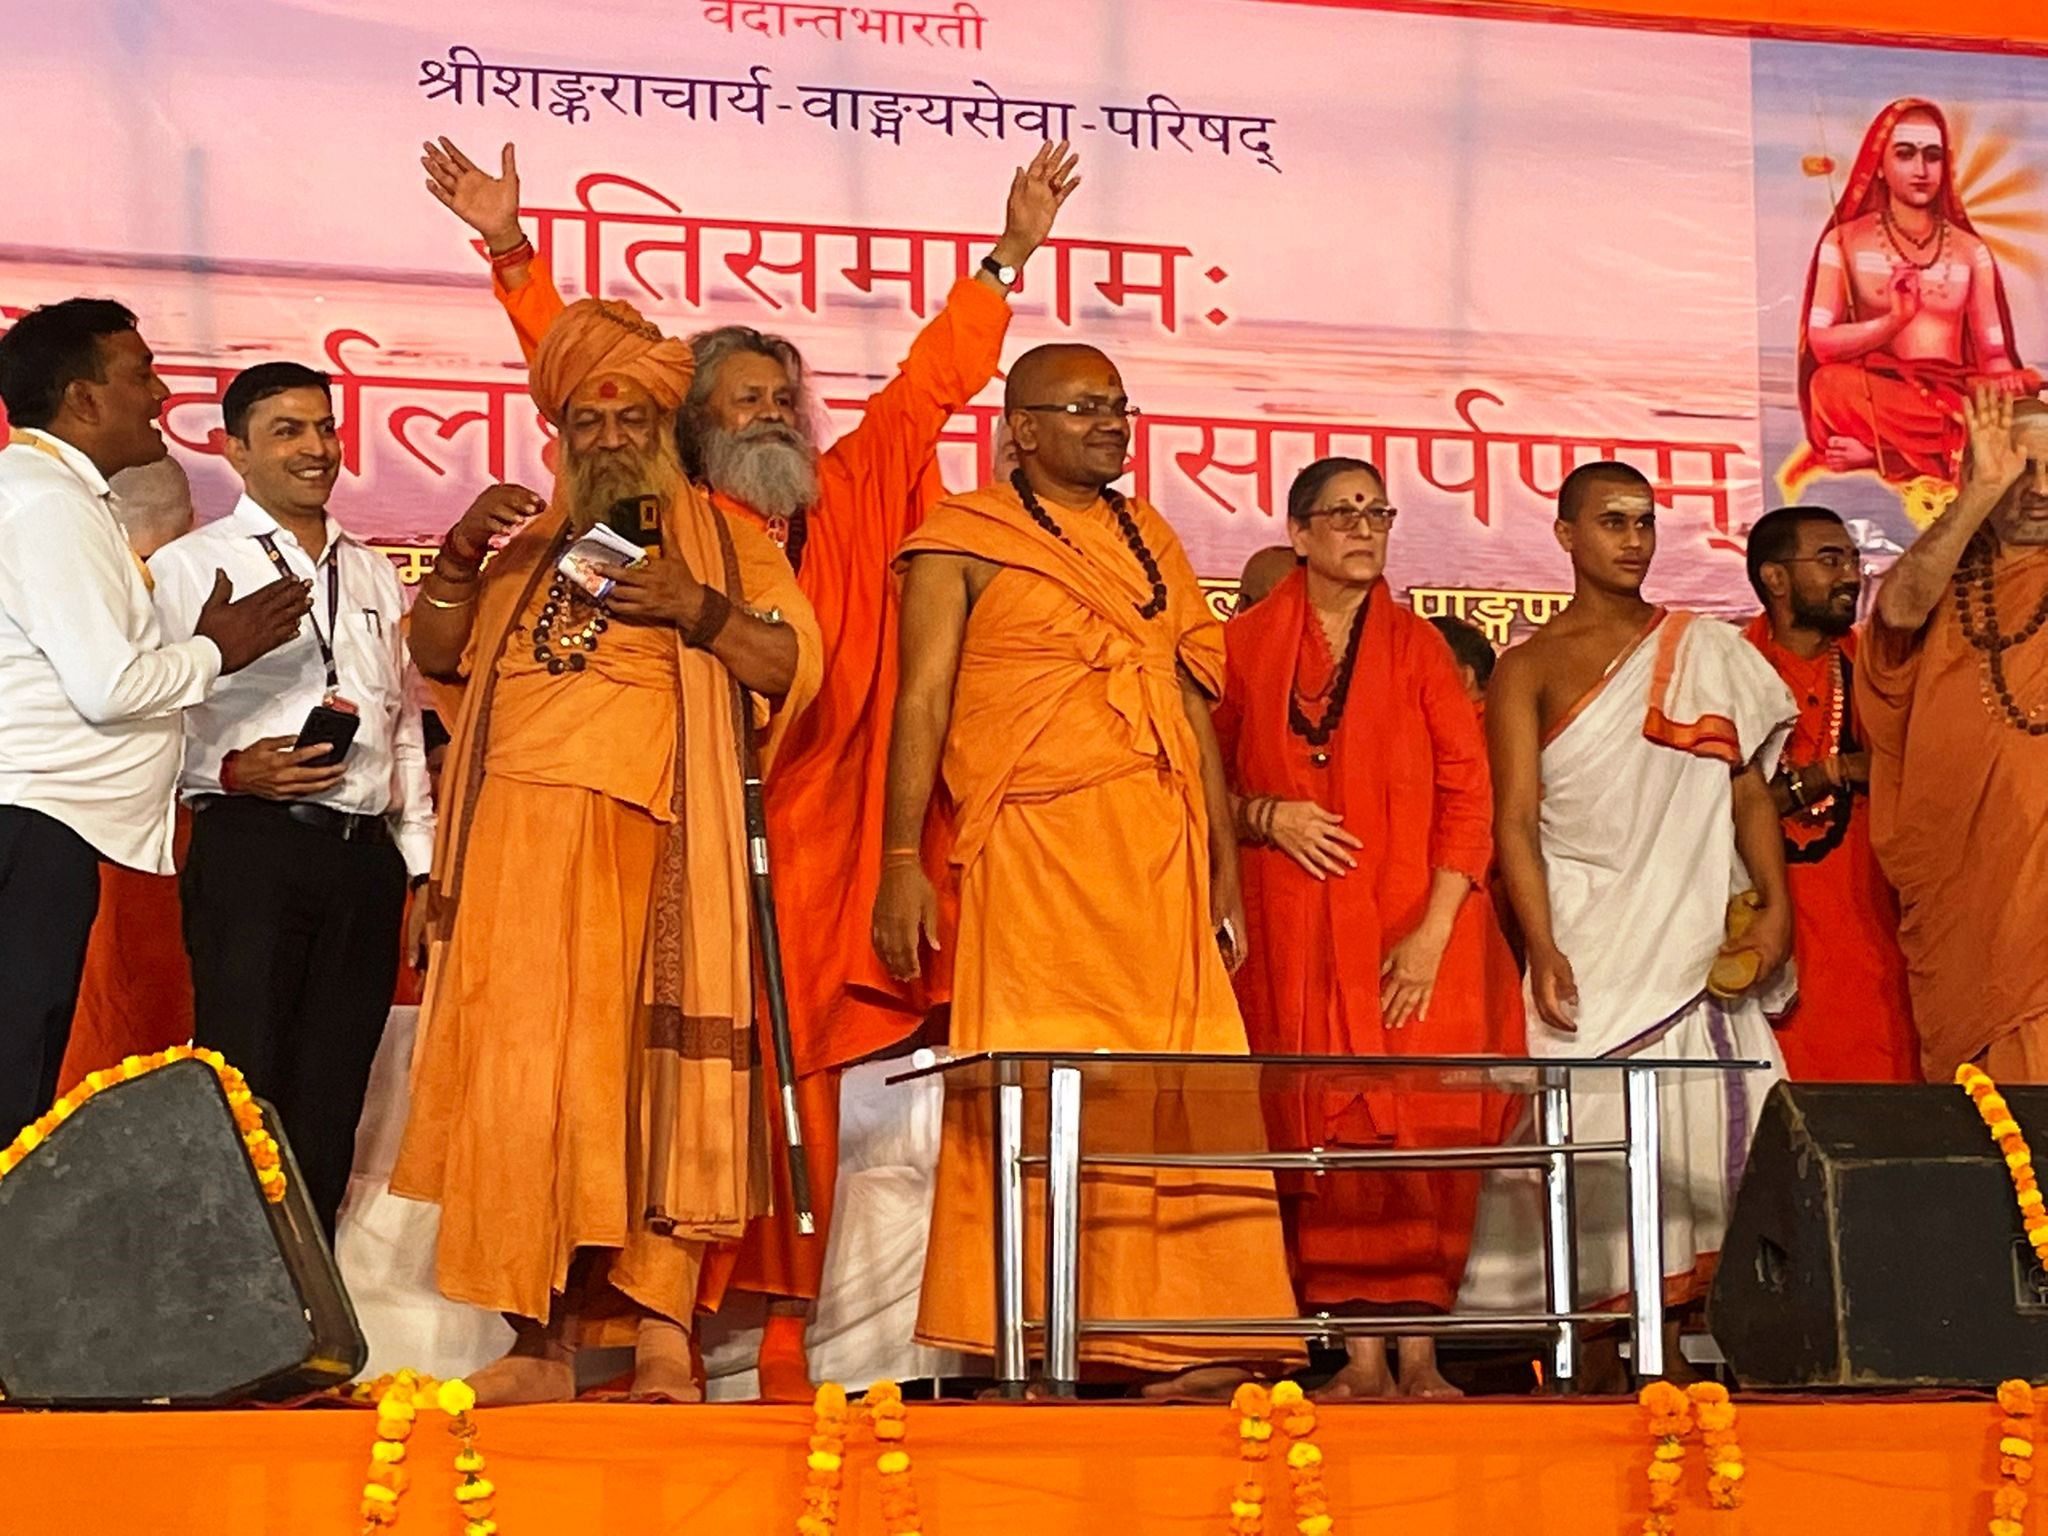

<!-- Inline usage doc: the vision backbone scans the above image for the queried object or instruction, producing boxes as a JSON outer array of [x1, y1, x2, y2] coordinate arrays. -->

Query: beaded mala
[[1288, 590, 1370, 767], [530, 574, 609, 674], [1955, 547, 2048, 736], [1010, 469, 1168, 620]]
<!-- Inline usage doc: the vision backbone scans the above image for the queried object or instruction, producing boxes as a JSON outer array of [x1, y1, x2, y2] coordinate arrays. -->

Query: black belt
[[193, 795, 391, 845]]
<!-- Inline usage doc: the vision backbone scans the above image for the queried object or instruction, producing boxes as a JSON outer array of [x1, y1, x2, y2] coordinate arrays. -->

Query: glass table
[[887, 1051, 1770, 1396]]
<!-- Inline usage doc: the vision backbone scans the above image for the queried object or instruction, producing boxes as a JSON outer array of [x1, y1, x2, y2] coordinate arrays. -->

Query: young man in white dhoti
[[1461, 462, 1795, 1365]]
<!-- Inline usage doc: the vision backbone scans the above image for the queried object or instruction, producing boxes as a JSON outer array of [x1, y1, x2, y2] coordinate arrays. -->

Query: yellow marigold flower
[[1269, 1380, 1305, 1408], [362, 1483, 398, 1505], [873, 1419, 906, 1441], [466, 1523, 499, 1536], [370, 1440, 406, 1464], [1993, 1119, 2023, 1140], [797, 1519, 832, 1536], [867, 1380, 903, 1404], [815, 1382, 849, 1414], [808, 1451, 843, 1473], [878, 1450, 911, 1475], [16, 1125, 43, 1154], [456, 1449, 486, 1474], [1686, 1382, 1729, 1404], [1647, 1462, 1683, 1484], [1240, 1420, 1274, 1441], [1297, 1516, 1333, 1536], [1652, 1441, 1686, 1462], [0, 1150, 20, 1176], [437, 1379, 478, 1416], [376, 1418, 413, 1442], [1231, 1382, 1272, 1416], [47, 1099, 74, 1125], [2002, 1437, 2035, 1459], [1286, 1441, 1323, 1469], [1992, 1521, 2024, 1536], [2011, 1152, 2033, 1170], [453, 1478, 495, 1503], [1717, 1461, 1747, 1481], [2001, 1381, 2037, 1414], [1638, 1382, 1687, 1414], [377, 1394, 417, 1421], [1230, 1501, 1261, 1520]]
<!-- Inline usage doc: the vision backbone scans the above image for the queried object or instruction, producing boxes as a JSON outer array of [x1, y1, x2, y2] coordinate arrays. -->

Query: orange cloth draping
[[1739, 617, 1918, 1082], [1857, 547, 2048, 1079], [1219, 572, 1523, 1310], [0, 1399, 2001, 1533]]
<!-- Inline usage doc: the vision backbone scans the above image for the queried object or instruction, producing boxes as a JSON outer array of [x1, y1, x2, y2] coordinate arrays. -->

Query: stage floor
[[3, 1396, 1999, 1531]]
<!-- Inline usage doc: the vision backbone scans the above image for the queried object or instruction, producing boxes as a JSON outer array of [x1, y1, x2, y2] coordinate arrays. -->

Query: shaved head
[[1003, 342, 1131, 501], [1003, 343, 1113, 414], [108, 455, 195, 559], [1236, 545, 1298, 611], [1989, 395, 2048, 546], [1558, 460, 1652, 522]]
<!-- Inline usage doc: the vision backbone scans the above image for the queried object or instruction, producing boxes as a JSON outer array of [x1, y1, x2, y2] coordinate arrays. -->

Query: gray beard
[[701, 426, 819, 522]]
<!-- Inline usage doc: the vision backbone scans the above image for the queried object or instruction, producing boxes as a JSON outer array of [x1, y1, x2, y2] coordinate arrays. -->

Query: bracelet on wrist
[[684, 587, 733, 649], [418, 587, 476, 611], [220, 751, 242, 795]]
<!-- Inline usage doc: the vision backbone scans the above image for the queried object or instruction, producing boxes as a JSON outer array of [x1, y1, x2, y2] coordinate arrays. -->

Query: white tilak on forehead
[[1607, 493, 1654, 513], [1892, 120, 1943, 150]]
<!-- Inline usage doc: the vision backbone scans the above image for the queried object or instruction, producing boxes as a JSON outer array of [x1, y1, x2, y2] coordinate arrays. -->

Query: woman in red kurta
[[1216, 457, 1524, 1399]]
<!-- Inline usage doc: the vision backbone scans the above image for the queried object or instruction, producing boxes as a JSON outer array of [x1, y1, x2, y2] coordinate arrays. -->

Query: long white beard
[[702, 424, 820, 521]]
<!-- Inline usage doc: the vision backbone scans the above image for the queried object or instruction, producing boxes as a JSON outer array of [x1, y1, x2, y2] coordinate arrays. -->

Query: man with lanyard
[[0, 301, 309, 1143], [150, 362, 445, 1238]]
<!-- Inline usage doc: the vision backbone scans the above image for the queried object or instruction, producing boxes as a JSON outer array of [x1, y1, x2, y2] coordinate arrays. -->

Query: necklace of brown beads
[[1955, 544, 2048, 736], [1010, 469, 1168, 620], [531, 573, 609, 675]]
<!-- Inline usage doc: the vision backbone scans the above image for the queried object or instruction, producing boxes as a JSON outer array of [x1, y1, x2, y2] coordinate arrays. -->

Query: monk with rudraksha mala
[[1739, 506, 1918, 1082], [1217, 457, 1523, 1400], [1859, 385, 2048, 1080]]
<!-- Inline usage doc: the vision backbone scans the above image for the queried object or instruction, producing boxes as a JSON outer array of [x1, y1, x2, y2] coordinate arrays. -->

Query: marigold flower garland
[[1956, 1065, 2048, 1273], [795, 1381, 921, 1536], [1991, 1378, 2038, 1536], [1226, 1382, 1335, 1536], [358, 1369, 495, 1535], [0, 1047, 283, 1201], [1637, 1381, 1744, 1532]]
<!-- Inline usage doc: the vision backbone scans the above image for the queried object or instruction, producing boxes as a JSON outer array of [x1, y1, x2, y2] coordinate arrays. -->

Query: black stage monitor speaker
[[1711, 1081, 2048, 1389], [0, 1057, 366, 1405]]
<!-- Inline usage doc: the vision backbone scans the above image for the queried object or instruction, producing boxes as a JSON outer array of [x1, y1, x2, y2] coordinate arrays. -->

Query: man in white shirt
[[0, 299, 310, 1140], [151, 361, 436, 1238]]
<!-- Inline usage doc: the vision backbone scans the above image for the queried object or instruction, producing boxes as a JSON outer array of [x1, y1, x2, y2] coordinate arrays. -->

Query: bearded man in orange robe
[[1219, 457, 1522, 1399], [1740, 505, 1918, 1081], [873, 343, 1298, 1393], [421, 135, 1080, 1395], [391, 295, 820, 1405], [1860, 386, 2048, 1080]]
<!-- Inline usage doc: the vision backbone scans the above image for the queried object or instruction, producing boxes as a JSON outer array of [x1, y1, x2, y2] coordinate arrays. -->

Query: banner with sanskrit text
[[3, 1, 2036, 637]]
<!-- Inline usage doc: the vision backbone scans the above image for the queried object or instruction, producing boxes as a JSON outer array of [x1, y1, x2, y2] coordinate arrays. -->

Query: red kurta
[[1217, 572, 1524, 1311], [1740, 616, 1919, 1081], [496, 261, 1008, 1300]]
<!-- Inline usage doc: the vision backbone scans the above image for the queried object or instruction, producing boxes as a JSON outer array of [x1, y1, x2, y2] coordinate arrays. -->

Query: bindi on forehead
[[597, 381, 619, 400]]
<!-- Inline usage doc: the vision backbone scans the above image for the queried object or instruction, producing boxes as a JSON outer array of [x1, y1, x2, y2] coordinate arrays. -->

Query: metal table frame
[[892, 1051, 1765, 1398]]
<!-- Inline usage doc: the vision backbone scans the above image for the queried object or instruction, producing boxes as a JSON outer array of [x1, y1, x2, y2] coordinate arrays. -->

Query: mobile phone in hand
[[297, 703, 361, 765]]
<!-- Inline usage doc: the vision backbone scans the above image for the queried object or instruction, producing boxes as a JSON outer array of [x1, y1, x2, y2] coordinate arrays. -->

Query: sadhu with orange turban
[[391, 296, 821, 1404]]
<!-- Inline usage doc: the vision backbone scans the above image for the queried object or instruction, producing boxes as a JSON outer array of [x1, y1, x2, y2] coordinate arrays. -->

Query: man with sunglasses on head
[[873, 342, 1299, 1396], [1739, 506, 1918, 1082]]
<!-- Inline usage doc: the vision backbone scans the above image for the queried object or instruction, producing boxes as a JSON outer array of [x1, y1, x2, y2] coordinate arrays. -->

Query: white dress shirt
[[0, 429, 221, 873], [149, 495, 435, 879]]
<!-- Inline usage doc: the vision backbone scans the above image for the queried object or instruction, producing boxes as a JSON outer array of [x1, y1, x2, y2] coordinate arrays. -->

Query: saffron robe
[[1858, 545, 2048, 1079], [389, 488, 820, 1335], [1218, 571, 1523, 1311], [55, 817, 194, 1092], [1460, 612, 1791, 1311], [1739, 617, 1918, 1081], [495, 261, 1007, 1301], [901, 483, 1298, 1372]]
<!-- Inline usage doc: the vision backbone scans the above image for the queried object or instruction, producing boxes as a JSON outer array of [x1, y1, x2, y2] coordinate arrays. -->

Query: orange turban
[[528, 297, 695, 427]]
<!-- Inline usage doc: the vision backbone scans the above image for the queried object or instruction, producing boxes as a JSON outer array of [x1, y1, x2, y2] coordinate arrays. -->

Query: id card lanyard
[[254, 533, 344, 701]]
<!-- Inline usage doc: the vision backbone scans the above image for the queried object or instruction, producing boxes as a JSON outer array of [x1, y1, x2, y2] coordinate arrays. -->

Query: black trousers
[[181, 798, 405, 1239], [0, 805, 102, 1140]]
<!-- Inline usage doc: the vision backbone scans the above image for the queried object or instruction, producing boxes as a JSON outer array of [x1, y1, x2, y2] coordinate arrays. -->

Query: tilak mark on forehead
[[598, 381, 619, 400], [1892, 121, 1943, 149]]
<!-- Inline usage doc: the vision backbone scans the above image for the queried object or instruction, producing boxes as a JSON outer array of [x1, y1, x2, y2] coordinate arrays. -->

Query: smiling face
[[1006, 345, 1132, 497], [82, 329, 172, 474], [224, 386, 339, 517]]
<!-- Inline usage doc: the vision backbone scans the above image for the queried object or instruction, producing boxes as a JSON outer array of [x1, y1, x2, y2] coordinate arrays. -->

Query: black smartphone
[[605, 493, 663, 550], [296, 703, 361, 765]]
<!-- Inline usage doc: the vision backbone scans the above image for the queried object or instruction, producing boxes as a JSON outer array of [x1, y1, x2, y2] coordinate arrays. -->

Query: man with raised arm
[[1857, 386, 2048, 1080], [1464, 461, 1793, 1345], [872, 343, 1297, 1393], [420, 137, 1077, 1395]]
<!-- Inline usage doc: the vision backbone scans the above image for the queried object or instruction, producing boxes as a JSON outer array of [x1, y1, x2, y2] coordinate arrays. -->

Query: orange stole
[[1740, 617, 1918, 1082], [901, 484, 1299, 1372], [56, 811, 195, 1093], [1219, 571, 1522, 1311], [1858, 547, 2048, 1078], [495, 262, 1010, 1303]]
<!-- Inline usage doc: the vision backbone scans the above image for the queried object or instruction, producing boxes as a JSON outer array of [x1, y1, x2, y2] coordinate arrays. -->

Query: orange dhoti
[[1220, 571, 1522, 1312], [1801, 356, 1969, 487], [903, 484, 1299, 1374]]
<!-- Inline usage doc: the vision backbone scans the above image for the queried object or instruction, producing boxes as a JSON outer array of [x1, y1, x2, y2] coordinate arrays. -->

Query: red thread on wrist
[[220, 751, 241, 794]]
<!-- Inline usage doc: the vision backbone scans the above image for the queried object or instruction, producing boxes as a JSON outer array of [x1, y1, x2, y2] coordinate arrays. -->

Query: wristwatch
[[979, 253, 1020, 290]]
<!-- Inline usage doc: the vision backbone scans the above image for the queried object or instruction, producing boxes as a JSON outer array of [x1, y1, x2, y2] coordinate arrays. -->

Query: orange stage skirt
[[2, 1399, 1997, 1531]]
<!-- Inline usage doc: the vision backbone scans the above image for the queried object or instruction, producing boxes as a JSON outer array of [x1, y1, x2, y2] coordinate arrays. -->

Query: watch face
[[996, 264, 1018, 285]]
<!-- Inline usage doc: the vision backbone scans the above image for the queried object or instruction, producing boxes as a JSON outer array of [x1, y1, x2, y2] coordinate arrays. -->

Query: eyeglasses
[[1299, 505, 1399, 533], [1016, 401, 1143, 422], [1776, 551, 1859, 574]]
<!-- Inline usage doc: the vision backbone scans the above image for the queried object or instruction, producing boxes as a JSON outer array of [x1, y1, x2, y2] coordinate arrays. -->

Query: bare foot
[[466, 1349, 576, 1407], [1396, 1336, 1464, 1400], [1137, 1364, 1254, 1401], [1314, 1361, 1397, 1401], [1823, 435, 1878, 473], [630, 1316, 704, 1404], [977, 1379, 1056, 1401]]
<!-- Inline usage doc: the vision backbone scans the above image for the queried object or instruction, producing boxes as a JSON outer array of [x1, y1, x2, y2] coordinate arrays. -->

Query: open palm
[[421, 137, 522, 245]]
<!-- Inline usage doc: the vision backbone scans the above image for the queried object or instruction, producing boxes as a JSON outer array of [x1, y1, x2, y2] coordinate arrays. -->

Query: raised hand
[[446, 483, 546, 565], [1961, 383, 2028, 499], [422, 138, 523, 249], [994, 141, 1082, 265]]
